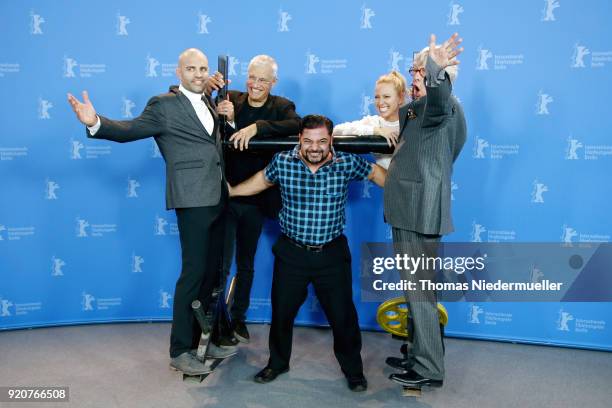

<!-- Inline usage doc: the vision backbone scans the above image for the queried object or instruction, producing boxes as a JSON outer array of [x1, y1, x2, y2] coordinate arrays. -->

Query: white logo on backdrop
[[388, 48, 404, 72], [542, 0, 560, 22], [1, 298, 13, 316], [122, 97, 135, 118], [70, 139, 84, 159], [278, 9, 292, 32], [38, 98, 53, 119], [116, 13, 130, 36], [451, 181, 458, 201], [30, 11, 45, 35], [447, 2, 464, 26], [131, 253, 144, 273], [561, 225, 578, 243], [76, 218, 89, 238], [360, 94, 374, 116], [151, 139, 162, 158], [82, 293, 95, 311], [146, 54, 160, 77], [557, 309, 573, 331], [565, 137, 582, 160], [51, 256, 65, 276], [154, 215, 168, 236], [469, 304, 484, 323], [473, 137, 489, 159], [45, 179, 59, 200], [531, 180, 548, 203], [197, 12, 212, 34], [305, 51, 319, 74], [476, 46, 493, 70], [361, 180, 372, 199], [536, 91, 553, 115], [360, 5, 375, 29], [471, 221, 486, 242], [228, 56, 240, 76], [571, 43, 590, 68], [127, 178, 140, 198], [63, 56, 78, 78], [160, 291, 173, 309]]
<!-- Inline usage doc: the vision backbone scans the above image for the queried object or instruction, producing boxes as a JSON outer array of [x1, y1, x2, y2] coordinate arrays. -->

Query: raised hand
[[67, 91, 98, 126], [428, 33, 463, 69]]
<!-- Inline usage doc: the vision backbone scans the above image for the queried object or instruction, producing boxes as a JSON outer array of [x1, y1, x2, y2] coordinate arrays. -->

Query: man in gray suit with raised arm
[[67, 48, 235, 376], [384, 33, 466, 388]]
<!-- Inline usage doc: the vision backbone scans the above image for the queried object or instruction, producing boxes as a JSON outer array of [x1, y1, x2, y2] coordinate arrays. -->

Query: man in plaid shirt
[[229, 114, 386, 392]]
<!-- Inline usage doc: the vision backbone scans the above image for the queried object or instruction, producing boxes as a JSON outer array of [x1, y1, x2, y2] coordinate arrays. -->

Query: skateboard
[[377, 297, 448, 397], [178, 277, 238, 382]]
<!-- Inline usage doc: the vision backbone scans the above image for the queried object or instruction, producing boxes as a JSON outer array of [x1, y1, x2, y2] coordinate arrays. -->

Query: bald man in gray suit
[[384, 33, 466, 388]]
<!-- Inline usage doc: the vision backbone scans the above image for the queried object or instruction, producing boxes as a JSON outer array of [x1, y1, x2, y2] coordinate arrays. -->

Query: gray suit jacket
[[384, 57, 466, 235], [87, 87, 224, 209]]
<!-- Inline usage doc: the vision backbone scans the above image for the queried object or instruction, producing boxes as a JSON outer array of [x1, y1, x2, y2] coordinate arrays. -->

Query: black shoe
[[385, 356, 415, 370], [216, 334, 239, 348], [389, 370, 443, 388], [253, 366, 289, 384], [232, 321, 250, 343], [346, 373, 368, 392]]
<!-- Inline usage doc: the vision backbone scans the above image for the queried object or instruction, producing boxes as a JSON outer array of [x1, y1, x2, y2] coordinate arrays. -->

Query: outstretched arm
[[423, 33, 463, 128], [229, 170, 275, 197], [67, 91, 163, 142]]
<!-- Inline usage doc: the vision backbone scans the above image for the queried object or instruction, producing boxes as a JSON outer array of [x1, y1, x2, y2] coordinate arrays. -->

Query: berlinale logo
[[536, 90, 553, 115], [145, 54, 160, 77], [278, 9, 292, 32], [30, 11, 45, 35], [360, 5, 375, 29], [197, 12, 212, 34], [541, 0, 560, 22], [305, 51, 319, 74], [38, 97, 53, 119], [116, 13, 130, 36], [447, 2, 464, 26], [51, 256, 65, 276]]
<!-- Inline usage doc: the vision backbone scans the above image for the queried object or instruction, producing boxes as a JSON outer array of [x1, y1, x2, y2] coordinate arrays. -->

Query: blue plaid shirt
[[264, 146, 373, 245]]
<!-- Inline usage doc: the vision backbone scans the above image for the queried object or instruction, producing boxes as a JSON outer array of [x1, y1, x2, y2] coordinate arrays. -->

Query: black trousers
[[170, 194, 226, 358], [267, 235, 363, 377], [222, 200, 265, 322]]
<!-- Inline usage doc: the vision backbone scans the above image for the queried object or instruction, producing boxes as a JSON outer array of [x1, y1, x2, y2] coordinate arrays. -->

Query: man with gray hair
[[208, 55, 300, 343], [383, 33, 466, 389]]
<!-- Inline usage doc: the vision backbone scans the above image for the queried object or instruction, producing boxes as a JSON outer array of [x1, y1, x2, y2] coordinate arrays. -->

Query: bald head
[[176, 48, 209, 94]]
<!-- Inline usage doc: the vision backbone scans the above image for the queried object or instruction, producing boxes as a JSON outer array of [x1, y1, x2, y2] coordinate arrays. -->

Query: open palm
[[428, 33, 463, 69], [67, 91, 98, 126]]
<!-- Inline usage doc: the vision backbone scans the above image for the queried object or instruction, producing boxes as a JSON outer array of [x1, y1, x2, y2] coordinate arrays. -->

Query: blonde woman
[[333, 71, 407, 169]]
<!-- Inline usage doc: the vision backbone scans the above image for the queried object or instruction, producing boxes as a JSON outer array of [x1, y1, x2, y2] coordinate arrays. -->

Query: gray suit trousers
[[392, 227, 444, 380]]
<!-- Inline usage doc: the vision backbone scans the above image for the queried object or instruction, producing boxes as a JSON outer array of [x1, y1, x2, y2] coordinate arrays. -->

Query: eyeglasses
[[408, 66, 426, 77], [247, 75, 273, 85]]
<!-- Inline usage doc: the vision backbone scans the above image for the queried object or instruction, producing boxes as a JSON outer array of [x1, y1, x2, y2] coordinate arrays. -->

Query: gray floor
[[0, 323, 610, 408]]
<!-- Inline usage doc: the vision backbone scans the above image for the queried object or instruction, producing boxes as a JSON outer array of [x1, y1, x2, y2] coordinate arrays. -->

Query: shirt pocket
[[325, 176, 345, 197]]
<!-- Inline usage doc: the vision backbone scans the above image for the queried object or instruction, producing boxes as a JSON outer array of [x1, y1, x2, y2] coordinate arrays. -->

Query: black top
[[223, 90, 300, 216]]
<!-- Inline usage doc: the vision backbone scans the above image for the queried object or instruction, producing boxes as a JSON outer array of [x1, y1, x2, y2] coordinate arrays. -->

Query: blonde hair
[[413, 46, 458, 83], [375, 70, 407, 98]]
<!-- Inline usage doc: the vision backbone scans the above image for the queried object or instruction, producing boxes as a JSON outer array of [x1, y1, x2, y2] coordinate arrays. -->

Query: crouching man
[[229, 114, 386, 392]]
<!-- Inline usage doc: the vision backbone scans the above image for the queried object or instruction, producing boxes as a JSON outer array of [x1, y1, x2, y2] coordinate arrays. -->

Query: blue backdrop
[[1, 0, 611, 351]]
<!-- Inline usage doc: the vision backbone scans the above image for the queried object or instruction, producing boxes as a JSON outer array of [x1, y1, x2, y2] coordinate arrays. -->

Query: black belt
[[282, 235, 341, 253]]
